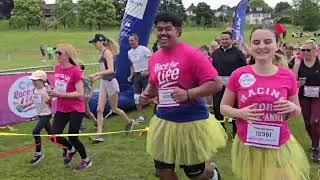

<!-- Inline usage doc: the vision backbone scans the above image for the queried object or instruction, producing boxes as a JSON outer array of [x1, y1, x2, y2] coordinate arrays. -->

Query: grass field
[[0, 27, 320, 180]]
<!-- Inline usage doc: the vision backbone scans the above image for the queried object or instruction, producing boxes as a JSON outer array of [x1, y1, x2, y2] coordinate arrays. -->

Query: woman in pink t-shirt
[[47, 43, 92, 171], [220, 27, 309, 180]]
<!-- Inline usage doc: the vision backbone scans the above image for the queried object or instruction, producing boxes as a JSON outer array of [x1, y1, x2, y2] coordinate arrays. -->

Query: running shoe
[[62, 147, 68, 158], [29, 154, 44, 165], [311, 148, 320, 162], [125, 120, 134, 135], [210, 162, 221, 180], [64, 150, 77, 165], [73, 159, 92, 172], [105, 110, 113, 118], [89, 135, 104, 142], [136, 116, 145, 124]]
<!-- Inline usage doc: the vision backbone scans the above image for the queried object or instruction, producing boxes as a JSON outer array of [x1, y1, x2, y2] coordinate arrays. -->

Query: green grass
[[0, 28, 319, 179]]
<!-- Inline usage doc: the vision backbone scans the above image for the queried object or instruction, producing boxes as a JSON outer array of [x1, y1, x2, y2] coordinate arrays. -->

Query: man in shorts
[[128, 33, 152, 124]]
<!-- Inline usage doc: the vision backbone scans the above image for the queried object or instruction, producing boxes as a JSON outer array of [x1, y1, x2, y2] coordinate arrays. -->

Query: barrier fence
[[0, 63, 100, 126]]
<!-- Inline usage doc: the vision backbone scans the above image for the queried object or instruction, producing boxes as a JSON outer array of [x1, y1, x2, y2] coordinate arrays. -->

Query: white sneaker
[[90, 135, 104, 142], [136, 117, 144, 124], [210, 163, 221, 180], [105, 110, 112, 118]]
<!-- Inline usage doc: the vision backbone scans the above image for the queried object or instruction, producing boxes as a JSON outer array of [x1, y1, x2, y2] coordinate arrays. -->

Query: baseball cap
[[28, 70, 48, 81], [89, 34, 107, 43]]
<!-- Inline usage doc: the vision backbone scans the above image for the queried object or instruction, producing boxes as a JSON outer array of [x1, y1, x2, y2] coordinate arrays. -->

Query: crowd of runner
[[25, 12, 320, 179]]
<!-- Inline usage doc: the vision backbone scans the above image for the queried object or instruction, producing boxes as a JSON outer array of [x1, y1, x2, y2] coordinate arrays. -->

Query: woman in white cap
[[28, 70, 52, 165]]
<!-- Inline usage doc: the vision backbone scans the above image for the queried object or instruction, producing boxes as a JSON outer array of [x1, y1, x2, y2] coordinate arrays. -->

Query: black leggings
[[33, 114, 52, 153], [51, 111, 87, 159]]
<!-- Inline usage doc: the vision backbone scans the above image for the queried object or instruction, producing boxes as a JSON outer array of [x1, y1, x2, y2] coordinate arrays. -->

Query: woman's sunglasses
[[55, 51, 63, 55], [301, 49, 312, 52]]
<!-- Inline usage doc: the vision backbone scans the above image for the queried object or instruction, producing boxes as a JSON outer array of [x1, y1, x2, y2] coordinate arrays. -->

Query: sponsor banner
[[116, 0, 160, 88], [0, 73, 54, 126]]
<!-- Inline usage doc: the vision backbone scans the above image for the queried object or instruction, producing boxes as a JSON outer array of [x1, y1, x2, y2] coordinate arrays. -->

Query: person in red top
[[274, 23, 286, 39], [48, 43, 92, 171]]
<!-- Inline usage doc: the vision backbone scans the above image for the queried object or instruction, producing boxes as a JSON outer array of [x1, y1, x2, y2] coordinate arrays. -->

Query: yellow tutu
[[232, 135, 310, 180], [146, 114, 227, 165]]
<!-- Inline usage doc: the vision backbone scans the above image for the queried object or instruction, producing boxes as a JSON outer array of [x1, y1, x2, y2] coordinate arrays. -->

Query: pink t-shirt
[[149, 42, 217, 90], [54, 64, 85, 113], [148, 42, 218, 122], [226, 65, 298, 145]]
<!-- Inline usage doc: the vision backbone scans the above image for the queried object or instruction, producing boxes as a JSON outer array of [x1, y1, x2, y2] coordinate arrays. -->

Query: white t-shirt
[[33, 87, 52, 116], [128, 45, 151, 72]]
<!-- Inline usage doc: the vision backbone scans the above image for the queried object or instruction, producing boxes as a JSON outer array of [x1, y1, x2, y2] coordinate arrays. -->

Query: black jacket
[[211, 46, 247, 76]]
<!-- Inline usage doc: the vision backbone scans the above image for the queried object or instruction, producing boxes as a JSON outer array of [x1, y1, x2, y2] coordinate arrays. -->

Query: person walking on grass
[[88, 34, 134, 143], [28, 70, 52, 165], [127, 33, 152, 124], [47, 45, 54, 61], [140, 13, 227, 180], [211, 31, 247, 138], [293, 39, 320, 162], [48, 43, 92, 171], [221, 26, 309, 180]]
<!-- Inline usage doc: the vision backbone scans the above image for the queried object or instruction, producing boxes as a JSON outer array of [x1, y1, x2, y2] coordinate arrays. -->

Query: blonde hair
[[103, 38, 119, 55], [56, 43, 79, 66], [303, 39, 318, 49], [273, 53, 288, 68]]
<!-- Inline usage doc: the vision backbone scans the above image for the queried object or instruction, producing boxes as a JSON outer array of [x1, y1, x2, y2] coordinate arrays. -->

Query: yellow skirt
[[146, 114, 227, 165], [232, 135, 310, 180]]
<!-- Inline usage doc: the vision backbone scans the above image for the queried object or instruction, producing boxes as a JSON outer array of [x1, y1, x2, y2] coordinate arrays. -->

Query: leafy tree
[[78, 0, 116, 29], [249, 0, 273, 13], [274, 2, 292, 14], [292, 0, 320, 31], [159, 0, 187, 21], [193, 2, 213, 28], [112, 0, 127, 22], [53, 0, 77, 29], [9, 0, 42, 30]]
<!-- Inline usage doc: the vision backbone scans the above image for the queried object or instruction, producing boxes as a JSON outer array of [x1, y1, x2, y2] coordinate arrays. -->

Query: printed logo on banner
[[7, 76, 36, 118], [125, 0, 148, 20]]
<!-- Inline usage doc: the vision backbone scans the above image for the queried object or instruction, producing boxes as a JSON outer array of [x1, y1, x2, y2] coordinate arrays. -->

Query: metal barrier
[[0, 65, 54, 75], [0, 63, 99, 75]]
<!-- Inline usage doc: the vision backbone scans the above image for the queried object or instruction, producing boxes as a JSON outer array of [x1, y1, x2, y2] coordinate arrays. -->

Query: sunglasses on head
[[301, 49, 312, 52], [55, 51, 63, 55]]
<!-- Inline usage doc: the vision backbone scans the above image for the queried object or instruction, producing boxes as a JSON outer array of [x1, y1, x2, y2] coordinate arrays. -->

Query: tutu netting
[[147, 114, 227, 165], [232, 135, 310, 180]]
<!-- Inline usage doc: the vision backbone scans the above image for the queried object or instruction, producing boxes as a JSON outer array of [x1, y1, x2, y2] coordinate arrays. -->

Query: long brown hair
[[103, 38, 119, 55]]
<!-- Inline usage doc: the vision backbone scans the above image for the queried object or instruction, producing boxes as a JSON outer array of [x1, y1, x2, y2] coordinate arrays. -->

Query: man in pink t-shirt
[[139, 13, 226, 180]]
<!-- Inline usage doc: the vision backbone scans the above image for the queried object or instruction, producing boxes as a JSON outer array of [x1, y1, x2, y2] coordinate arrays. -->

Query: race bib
[[245, 122, 281, 149], [304, 86, 320, 98], [220, 76, 230, 85], [55, 80, 67, 93], [33, 94, 42, 104], [158, 88, 179, 107]]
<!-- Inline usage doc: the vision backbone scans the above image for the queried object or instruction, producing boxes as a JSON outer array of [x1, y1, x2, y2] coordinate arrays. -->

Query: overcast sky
[[44, 0, 293, 9]]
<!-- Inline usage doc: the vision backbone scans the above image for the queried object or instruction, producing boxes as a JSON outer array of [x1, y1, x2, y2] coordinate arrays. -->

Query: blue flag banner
[[232, 0, 249, 41], [89, 0, 161, 115], [116, 0, 161, 88]]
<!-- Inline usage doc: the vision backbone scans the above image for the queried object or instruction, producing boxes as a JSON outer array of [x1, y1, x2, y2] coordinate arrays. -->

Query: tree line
[[3, 0, 320, 31]]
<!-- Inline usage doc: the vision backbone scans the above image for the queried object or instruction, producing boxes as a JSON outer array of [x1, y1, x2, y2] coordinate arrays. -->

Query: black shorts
[[133, 72, 148, 94], [154, 160, 205, 178]]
